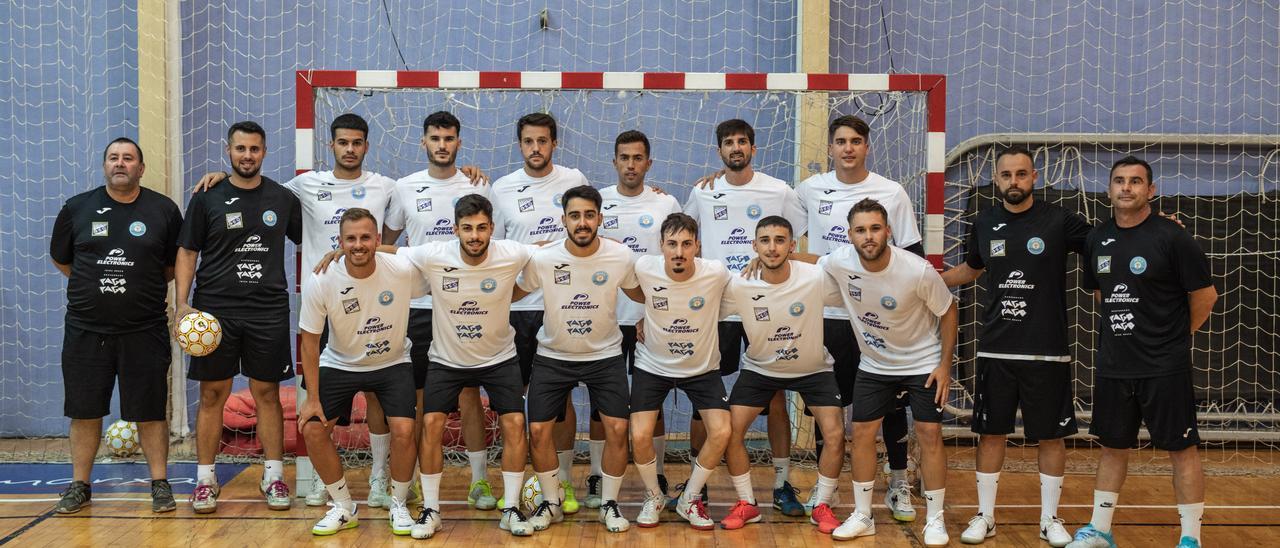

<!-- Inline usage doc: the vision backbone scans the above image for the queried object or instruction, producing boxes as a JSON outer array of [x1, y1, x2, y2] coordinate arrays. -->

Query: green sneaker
[[560, 480, 579, 514], [468, 479, 498, 510], [55, 481, 91, 514]]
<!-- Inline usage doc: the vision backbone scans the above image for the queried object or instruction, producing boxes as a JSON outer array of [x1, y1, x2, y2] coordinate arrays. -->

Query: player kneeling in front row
[[298, 208, 423, 536], [719, 216, 847, 533], [821, 199, 957, 546]]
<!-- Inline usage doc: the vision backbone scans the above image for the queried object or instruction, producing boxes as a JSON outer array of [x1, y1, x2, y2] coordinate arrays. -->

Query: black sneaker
[[151, 479, 176, 513], [56, 481, 91, 514]]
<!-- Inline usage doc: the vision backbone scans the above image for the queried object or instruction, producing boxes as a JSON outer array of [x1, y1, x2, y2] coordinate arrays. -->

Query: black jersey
[[1082, 214, 1213, 379], [177, 176, 302, 319], [50, 186, 183, 334], [964, 200, 1092, 359]]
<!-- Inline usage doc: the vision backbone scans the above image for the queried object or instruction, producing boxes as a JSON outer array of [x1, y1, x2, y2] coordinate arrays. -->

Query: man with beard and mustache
[[515, 185, 640, 533], [680, 118, 805, 515], [821, 198, 956, 546], [297, 208, 425, 537], [175, 121, 302, 514], [489, 112, 591, 513], [940, 147, 1091, 546]]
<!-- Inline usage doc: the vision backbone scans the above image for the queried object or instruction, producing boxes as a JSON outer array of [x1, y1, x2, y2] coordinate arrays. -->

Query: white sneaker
[[885, 481, 917, 522], [832, 512, 875, 540], [499, 507, 534, 536], [637, 492, 664, 527], [411, 507, 441, 539], [388, 497, 413, 536], [804, 488, 838, 516], [528, 500, 564, 531], [1040, 516, 1072, 547], [960, 513, 995, 544], [599, 500, 630, 532], [924, 511, 950, 547], [367, 474, 391, 508], [305, 476, 328, 507], [311, 502, 358, 536], [675, 493, 714, 530]]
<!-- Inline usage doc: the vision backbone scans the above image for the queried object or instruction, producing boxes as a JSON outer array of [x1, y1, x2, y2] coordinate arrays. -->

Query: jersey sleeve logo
[[262, 210, 278, 227], [1026, 237, 1045, 255], [91, 222, 109, 237], [1129, 256, 1147, 274], [592, 271, 609, 285], [638, 214, 654, 228], [225, 212, 244, 229], [880, 295, 898, 310], [128, 221, 146, 237], [1097, 256, 1112, 274], [990, 240, 1006, 257], [378, 290, 394, 305]]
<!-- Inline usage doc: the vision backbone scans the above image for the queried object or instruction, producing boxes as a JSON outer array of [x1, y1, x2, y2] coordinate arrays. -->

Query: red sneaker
[[720, 500, 762, 530], [810, 503, 840, 534]]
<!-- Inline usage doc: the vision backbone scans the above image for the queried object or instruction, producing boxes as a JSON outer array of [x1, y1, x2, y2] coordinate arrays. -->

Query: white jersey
[[397, 239, 533, 369], [518, 238, 639, 361], [796, 170, 922, 320], [683, 171, 805, 320], [489, 164, 590, 311], [598, 185, 683, 326], [821, 246, 954, 376], [298, 252, 426, 372], [721, 262, 842, 378], [633, 256, 731, 378], [284, 170, 399, 276], [386, 168, 489, 309]]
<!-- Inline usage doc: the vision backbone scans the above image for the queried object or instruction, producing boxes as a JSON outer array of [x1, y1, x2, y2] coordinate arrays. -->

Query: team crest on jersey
[[262, 210, 278, 227], [789, 302, 805, 316], [225, 212, 244, 229], [592, 271, 609, 285], [746, 204, 763, 220], [416, 198, 432, 212], [754, 307, 771, 321], [847, 283, 862, 301], [342, 298, 361, 314], [378, 290, 394, 305], [603, 216, 619, 229], [317, 190, 332, 201], [554, 269, 571, 285], [1129, 256, 1147, 274], [352, 185, 366, 199], [442, 276, 460, 292], [553, 193, 563, 207], [689, 296, 706, 310], [518, 197, 535, 212], [713, 206, 728, 220], [880, 295, 898, 310], [819, 200, 833, 215], [990, 240, 1006, 257], [652, 296, 669, 310], [91, 222, 109, 237], [1027, 237, 1045, 255], [128, 221, 146, 236], [1097, 256, 1112, 274], [480, 278, 498, 293], [638, 214, 654, 228]]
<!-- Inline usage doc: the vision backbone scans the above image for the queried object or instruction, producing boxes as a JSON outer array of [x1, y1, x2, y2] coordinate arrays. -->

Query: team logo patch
[[351, 185, 366, 199], [990, 239, 1006, 257], [789, 302, 805, 316], [847, 283, 862, 301], [603, 216, 618, 229], [225, 212, 243, 229], [416, 198, 432, 212], [746, 204, 762, 220], [342, 298, 360, 314], [378, 290, 394, 305], [317, 190, 332, 201], [1129, 256, 1147, 274], [480, 278, 498, 293], [554, 269, 571, 285], [880, 295, 898, 310], [819, 200, 833, 215], [713, 205, 728, 220], [262, 210, 278, 227], [442, 276, 459, 292], [754, 307, 771, 321], [1097, 256, 1112, 274], [652, 296, 668, 310], [689, 296, 705, 310], [128, 221, 146, 236], [518, 197, 535, 212], [553, 193, 563, 207], [592, 271, 609, 285], [1027, 237, 1045, 255], [92, 222, 108, 237], [638, 214, 654, 228]]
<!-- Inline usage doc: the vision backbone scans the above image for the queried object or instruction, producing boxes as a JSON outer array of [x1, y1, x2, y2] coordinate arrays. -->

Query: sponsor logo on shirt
[[767, 326, 799, 342], [721, 227, 751, 246], [378, 290, 394, 305], [351, 185, 366, 199], [997, 270, 1035, 290], [443, 266, 458, 273], [603, 216, 618, 229], [746, 204, 762, 219], [688, 296, 706, 310], [262, 210, 278, 227], [822, 225, 849, 244], [638, 214, 654, 228], [554, 268, 571, 285], [621, 236, 643, 253], [651, 286, 667, 292], [98, 277, 127, 294], [340, 287, 354, 295], [861, 330, 887, 349], [455, 324, 483, 340], [357, 316, 392, 335], [517, 185, 531, 193], [1027, 236, 1045, 255], [566, 319, 593, 336], [343, 298, 360, 314], [725, 254, 752, 272], [426, 218, 453, 236], [652, 296, 668, 310], [1097, 256, 1111, 274], [225, 197, 240, 205], [317, 190, 332, 201], [992, 223, 1006, 231], [1129, 256, 1147, 274], [990, 239, 1006, 257], [442, 276, 459, 292], [713, 206, 728, 220], [364, 340, 391, 357], [416, 198, 432, 212], [775, 347, 800, 361], [592, 271, 609, 285], [999, 298, 1027, 318], [819, 200, 833, 215], [789, 302, 805, 316], [667, 341, 695, 356], [225, 212, 244, 229], [603, 203, 617, 210], [847, 283, 862, 301], [235, 262, 263, 280], [880, 295, 897, 310], [450, 300, 487, 316], [96, 207, 112, 215], [324, 208, 348, 225], [663, 318, 697, 334], [529, 216, 561, 237], [234, 234, 269, 253], [129, 221, 147, 237], [519, 197, 535, 212], [1105, 283, 1140, 304], [96, 248, 134, 267], [1101, 238, 1115, 246], [858, 311, 889, 331], [754, 307, 770, 321], [561, 293, 599, 310], [1109, 312, 1135, 333]]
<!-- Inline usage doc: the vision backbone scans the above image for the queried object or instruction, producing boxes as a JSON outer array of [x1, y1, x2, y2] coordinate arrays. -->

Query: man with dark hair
[[489, 111, 591, 512], [1067, 156, 1217, 548], [682, 118, 806, 514], [176, 121, 302, 514], [942, 146, 1091, 546], [298, 208, 425, 536], [50, 138, 183, 514]]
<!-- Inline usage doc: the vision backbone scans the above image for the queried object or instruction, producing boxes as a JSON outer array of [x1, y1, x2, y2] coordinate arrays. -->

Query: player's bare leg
[[724, 404, 767, 529], [364, 391, 392, 507], [553, 400, 579, 513], [528, 419, 566, 530], [302, 417, 358, 535], [192, 379, 233, 513], [459, 387, 496, 509], [630, 410, 665, 527]]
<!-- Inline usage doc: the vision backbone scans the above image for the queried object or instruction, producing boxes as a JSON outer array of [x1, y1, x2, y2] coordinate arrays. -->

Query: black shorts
[[1090, 371, 1200, 451], [317, 363, 417, 427], [630, 368, 729, 413], [823, 319, 860, 404], [971, 357, 1078, 440], [850, 370, 944, 423], [62, 324, 171, 422], [407, 308, 434, 389], [188, 315, 293, 383], [510, 311, 544, 385], [620, 324, 638, 373], [527, 354, 629, 422], [421, 357, 526, 416], [717, 321, 747, 376], [730, 369, 843, 409]]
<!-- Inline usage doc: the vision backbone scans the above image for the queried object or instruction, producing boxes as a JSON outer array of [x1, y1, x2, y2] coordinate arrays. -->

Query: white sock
[[683, 462, 715, 501], [636, 459, 660, 497], [557, 449, 574, 485], [369, 432, 391, 478], [589, 440, 605, 477], [197, 464, 217, 485], [976, 471, 999, 519], [652, 435, 666, 475], [501, 471, 523, 509], [535, 469, 562, 505], [263, 460, 283, 483], [420, 472, 442, 511], [1091, 490, 1119, 533], [325, 477, 354, 510], [853, 480, 874, 516], [602, 472, 623, 503], [467, 450, 487, 484], [731, 473, 755, 504], [391, 478, 411, 502], [1039, 473, 1064, 520], [813, 474, 838, 506], [924, 488, 945, 518], [890, 467, 908, 486], [1177, 502, 1203, 541], [772, 457, 790, 490]]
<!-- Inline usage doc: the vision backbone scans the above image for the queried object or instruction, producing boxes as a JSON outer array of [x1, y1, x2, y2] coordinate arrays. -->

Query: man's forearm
[[174, 249, 198, 306]]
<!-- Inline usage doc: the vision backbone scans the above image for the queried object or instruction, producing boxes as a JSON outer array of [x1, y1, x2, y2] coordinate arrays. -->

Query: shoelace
[[61, 484, 89, 504], [587, 476, 601, 493], [603, 501, 623, 518], [152, 481, 172, 498], [533, 500, 558, 517], [504, 507, 528, 521], [690, 499, 711, 519], [193, 484, 216, 500], [323, 502, 352, 520], [266, 480, 288, 497], [415, 508, 438, 524]]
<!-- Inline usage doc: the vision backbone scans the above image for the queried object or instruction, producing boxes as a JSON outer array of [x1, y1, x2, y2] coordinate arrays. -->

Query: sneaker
[[55, 481, 91, 514], [388, 497, 414, 535], [584, 474, 603, 509], [960, 513, 995, 544], [191, 481, 219, 514], [150, 479, 176, 513], [924, 511, 950, 547], [720, 500, 762, 530], [312, 502, 359, 536], [666, 481, 709, 512], [1065, 524, 1117, 548], [637, 492, 665, 528], [599, 500, 630, 532], [407, 480, 422, 508], [305, 476, 329, 506], [1040, 516, 1072, 547], [804, 488, 838, 517], [367, 474, 391, 508], [528, 499, 564, 531], [261, 478, 291, 511], [560, 480, 580, 514], [499, 506, 534, 536], [467, 479, 498, 510], [411, 507, 441, 539], [773, 481, 805, 517], [885, 481, 916, 522], [809, 503, 840, 534], [832, 512, 875, 540], [1176, 536, 1202, 548], [675, 494, 714, 530]]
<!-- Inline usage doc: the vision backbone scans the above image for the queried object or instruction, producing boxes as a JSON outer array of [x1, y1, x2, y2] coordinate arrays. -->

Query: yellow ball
[[177, 311, 222, 357]]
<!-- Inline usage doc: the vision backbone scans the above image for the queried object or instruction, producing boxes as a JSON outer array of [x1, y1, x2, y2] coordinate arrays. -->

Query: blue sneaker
[[1064, 524, 1117, 548], [1176, 537, 1201, 548], [772, 481, 805, 517]]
